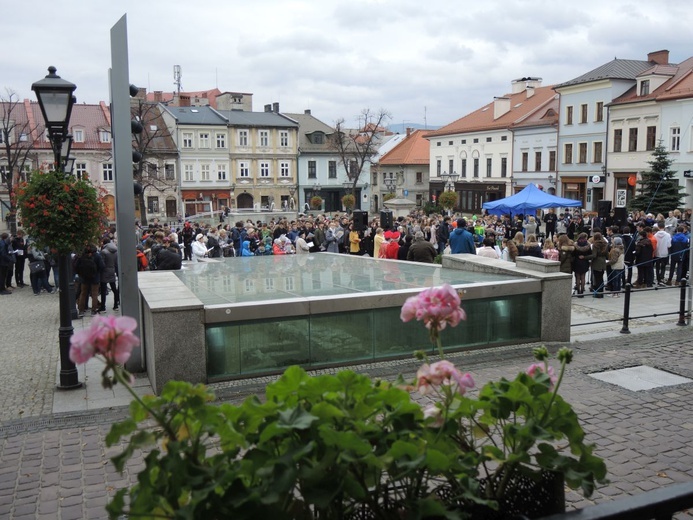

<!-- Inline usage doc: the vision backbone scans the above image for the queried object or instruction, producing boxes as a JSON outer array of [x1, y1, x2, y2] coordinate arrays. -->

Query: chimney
[[304, 109, 311, 115], [264, 104, 272, 112], [511, 76, 543, 93], [136, 87, 147, 100], [272, 102, 280, 113], [648, 49, 669, 64], [154, 91, 163, 103], [493, 97, 510, 119], [180, 95, 190, 107], [406, 127, 412, 137], [526, 85, 535, 98]]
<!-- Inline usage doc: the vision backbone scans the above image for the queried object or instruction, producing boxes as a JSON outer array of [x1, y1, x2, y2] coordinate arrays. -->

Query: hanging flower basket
[[310, 195, 323, 210], [341, 193, 356, 210], [438, 190, 458, 210], [16, 170, 107, 253]]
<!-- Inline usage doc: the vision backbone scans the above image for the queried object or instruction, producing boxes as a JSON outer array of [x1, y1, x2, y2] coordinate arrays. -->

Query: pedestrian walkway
[[0, 272, 692, 519]]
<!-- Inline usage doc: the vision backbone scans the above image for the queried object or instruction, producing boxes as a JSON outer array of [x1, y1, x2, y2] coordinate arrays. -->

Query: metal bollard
[[620, 283, 632, 334], [677, 278, 688, 326]]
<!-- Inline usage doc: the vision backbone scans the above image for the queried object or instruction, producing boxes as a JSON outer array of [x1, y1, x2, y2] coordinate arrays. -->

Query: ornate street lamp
[[32, 67, 76, 170], [383, 176, 397, 194], [32, 67, 82, 390], [440, 171, 458, 191]]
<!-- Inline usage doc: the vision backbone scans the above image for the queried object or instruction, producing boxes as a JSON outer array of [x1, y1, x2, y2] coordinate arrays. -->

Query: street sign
[[403, 190, 408, 196], [684, 170, 693, 178]]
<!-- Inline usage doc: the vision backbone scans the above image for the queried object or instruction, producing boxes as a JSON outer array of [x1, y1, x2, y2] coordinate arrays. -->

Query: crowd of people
[[1, 206, 690, 311]]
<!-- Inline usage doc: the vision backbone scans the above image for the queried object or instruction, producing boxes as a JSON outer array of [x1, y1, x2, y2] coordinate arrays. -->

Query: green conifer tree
[[628, 142, 687, 215]]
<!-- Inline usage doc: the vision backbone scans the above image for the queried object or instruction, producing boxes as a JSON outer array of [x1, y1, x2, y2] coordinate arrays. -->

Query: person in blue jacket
[[449, 219, 477, 255]]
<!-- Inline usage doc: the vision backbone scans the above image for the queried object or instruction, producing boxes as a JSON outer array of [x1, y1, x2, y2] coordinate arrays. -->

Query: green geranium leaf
[[277, 407, 318, 430]]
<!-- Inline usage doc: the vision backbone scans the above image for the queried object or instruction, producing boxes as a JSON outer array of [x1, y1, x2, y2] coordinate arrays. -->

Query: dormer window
[[311, 132, 324, 144], [73, 129, 85, 143], [99, 130, 111, 143], [640, 80, 650, 96]]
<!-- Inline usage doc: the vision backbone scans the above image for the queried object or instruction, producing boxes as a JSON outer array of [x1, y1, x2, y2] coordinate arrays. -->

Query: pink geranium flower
[[69, 315, 140, 366], [401, 284, 466, 332], [526, 363, 558, 388], [416, 360, 475, 396]]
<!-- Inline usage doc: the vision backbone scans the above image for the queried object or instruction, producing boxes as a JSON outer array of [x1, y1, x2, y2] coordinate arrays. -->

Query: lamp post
[[441, 171, 459, 191], [383, 176, 396, 194], [32, 66, 82, 390]]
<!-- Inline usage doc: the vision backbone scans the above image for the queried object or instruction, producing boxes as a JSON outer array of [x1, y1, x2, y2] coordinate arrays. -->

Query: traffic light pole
[[110, 15, 143, 372]]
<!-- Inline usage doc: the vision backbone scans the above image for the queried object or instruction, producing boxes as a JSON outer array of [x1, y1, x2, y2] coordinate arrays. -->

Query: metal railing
[[571, 278, 691, 333], [538, 481, 693, 520]]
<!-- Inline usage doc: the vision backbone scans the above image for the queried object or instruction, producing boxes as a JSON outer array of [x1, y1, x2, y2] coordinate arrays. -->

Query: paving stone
[[0, 281, 692, 519]]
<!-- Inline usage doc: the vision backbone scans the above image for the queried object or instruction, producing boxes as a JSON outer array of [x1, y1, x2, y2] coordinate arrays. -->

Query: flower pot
[[438, 470, 565, 520], [473, 470, 565, 519]]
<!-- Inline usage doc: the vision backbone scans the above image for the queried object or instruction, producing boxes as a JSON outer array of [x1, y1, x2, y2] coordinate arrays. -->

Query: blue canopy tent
[[482, 183, 582, 217]]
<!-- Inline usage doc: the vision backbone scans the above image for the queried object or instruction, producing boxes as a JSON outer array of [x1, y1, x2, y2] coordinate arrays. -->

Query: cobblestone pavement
[[1, 267, 692, 518]]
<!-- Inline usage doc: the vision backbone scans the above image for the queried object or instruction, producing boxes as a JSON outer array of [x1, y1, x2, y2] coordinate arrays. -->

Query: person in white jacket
[[295, 231, 311, 254], [653, 221, 672, 285], [191, 233, 208, 262]]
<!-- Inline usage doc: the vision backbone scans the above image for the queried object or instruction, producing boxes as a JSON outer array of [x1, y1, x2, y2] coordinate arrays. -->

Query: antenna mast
[[173, 65, 182, 94]]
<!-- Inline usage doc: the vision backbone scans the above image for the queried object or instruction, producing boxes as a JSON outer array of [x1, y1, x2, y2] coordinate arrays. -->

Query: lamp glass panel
[[37, 91, 71, 125]]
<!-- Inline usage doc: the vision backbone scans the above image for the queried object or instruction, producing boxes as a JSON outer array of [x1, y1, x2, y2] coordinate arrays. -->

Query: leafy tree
[[1, 90, 39, 232], [628, 142, 687, 215], [331, 108, 390, 203]]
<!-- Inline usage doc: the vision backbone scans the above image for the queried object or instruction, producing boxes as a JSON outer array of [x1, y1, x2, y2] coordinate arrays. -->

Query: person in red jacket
[[383, 230, 401, 259]]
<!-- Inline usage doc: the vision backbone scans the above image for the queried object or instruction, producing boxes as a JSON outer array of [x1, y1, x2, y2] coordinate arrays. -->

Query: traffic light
[[130, 84, 144, 195]]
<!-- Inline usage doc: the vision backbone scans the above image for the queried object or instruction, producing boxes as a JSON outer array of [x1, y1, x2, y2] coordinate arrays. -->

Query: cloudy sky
[[2, 0, 692, 129]]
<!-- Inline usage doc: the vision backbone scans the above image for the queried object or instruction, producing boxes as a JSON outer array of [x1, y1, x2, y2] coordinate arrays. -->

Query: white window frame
[[279, 161, 290, 178], [200, 164, 210, 181], [184, 164, 195, 181], [259, 130, 269, 147], [102, 163, 113, 181], [99, 130, 111, 143], [238, 161, 250, 178], [280, 130, 289, 147], [182, 132, 193, 148], [578, 142, 588, 164], [593, 141, 603, 163], [215, 133, 226, 148], [75, 163, 88, 179], [238, 129, 249, 147], [217, 164, 227, 181], [259, 161, 270, 178], [199, 132, 210, 148], [74, 129, 85, 143], [671, 127, 680, 152], [147, 196, 159, 214], [564, 143, 573, 164]]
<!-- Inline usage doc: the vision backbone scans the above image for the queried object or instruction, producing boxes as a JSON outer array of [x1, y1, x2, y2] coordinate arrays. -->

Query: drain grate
[[589, 365, 693, 391]]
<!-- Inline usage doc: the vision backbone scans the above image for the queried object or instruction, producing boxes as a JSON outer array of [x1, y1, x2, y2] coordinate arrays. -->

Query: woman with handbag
[[27, 241, 55, 295]]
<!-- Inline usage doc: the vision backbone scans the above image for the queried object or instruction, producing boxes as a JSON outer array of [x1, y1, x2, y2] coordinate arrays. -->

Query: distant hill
[[387, 123, 440, 134]]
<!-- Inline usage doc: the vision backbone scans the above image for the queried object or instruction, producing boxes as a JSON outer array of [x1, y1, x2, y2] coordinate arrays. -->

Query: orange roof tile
[[379, 130, 431, 165], [426, 85, 557, 137], [510, 96, 559, 130]]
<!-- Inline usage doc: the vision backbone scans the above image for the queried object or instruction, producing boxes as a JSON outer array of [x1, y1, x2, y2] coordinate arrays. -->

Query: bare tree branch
[[330, 108, 391, 198], [131, 100, 177, 226], [1, 90, 41, 224]]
